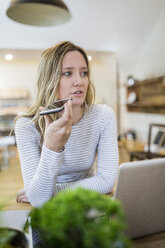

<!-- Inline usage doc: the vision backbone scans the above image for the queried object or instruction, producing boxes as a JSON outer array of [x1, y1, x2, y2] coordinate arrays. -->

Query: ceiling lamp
[[6, 0, 71, 26]]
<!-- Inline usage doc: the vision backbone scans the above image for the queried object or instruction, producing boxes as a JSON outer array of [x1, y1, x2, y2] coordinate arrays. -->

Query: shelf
[[126, 76, 165, 88], [0, 107, 28, 116], [0, 88, 31, 136], [0, 88, 30, 100], [0, 130, 12, 136], [126, 76, 165, 114], [127, 106, 165, 114], [127, 103, 165, 107]]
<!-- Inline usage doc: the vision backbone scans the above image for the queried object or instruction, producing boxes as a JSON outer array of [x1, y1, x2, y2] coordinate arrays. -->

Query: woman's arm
[[15, 101, 72, 207], [55, 109, 119, 194], [15, 118, 64, 207]]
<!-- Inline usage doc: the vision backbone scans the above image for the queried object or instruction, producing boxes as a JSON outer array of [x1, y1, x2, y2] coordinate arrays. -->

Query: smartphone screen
[[40, 98, 72, 116]]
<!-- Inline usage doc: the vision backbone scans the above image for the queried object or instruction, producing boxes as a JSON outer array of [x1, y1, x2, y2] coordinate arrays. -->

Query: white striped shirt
[[15, 104, 119, 207]]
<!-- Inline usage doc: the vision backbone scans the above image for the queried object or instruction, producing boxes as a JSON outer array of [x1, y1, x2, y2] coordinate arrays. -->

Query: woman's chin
[[72, 98, 85, 107]]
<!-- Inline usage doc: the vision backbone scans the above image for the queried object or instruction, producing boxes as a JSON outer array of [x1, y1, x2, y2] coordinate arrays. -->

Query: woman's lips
[[71, 90, 83, 96]]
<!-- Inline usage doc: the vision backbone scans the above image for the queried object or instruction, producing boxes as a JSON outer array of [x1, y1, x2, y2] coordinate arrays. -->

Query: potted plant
[[0, 203, 28, 248], [0, 227, 28, 248], [29, 188, 131, 248]]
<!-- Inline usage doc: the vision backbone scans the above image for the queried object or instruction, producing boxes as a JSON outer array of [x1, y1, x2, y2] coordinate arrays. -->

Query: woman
[[15, 41, 119, 207]]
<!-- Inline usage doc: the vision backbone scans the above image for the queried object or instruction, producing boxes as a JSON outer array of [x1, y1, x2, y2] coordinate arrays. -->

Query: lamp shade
[[6, 0, 71, 26]]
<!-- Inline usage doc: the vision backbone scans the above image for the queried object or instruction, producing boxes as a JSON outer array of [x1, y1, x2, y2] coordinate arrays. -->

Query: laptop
[[114, 158, 165, 239]]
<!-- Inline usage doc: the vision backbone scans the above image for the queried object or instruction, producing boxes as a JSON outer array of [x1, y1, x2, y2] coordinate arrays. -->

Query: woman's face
[[58, 50, 89, 107]]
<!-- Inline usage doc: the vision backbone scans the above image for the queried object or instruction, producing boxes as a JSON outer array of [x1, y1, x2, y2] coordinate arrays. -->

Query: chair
[[0, 136, 16, 169], [130, 123, 165, 161]]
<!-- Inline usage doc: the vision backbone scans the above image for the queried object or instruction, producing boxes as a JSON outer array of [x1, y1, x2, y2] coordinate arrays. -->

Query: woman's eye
[[81, 71, 88, 77], [63, 71, 72, 76]]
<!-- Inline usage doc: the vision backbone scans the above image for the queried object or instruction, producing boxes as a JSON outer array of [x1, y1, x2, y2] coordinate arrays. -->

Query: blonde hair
[[16, 41, 95, 143]]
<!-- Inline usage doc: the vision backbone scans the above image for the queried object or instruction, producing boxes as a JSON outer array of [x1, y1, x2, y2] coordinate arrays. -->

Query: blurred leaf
[[29, 188, 131, 248]]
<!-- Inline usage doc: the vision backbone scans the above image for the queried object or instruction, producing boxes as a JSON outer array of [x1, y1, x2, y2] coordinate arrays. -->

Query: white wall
[[89, 51, 117, 113], [0, 61, 38, 103], [119, 10, 165, 142]]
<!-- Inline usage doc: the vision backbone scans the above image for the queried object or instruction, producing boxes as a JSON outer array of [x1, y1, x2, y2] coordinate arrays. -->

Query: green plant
[[30, 188, 131, 248], [0, 203, 27, 248], [0, 228, 15, 248], [0, 228, 27, 248], [0, 203, 13, 248]]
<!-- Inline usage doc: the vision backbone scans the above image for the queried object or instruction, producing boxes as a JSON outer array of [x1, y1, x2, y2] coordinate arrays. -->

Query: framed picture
[[153, 130, 165, 147]]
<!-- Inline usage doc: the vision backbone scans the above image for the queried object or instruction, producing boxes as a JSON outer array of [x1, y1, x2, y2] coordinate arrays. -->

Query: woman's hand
[[42, 99, 72, 152], [16, 188, 29, 203]]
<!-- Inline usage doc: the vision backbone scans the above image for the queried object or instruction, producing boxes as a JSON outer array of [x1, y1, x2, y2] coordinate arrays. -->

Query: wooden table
[[118, 139, 145, 163], [1, 147, 165, 247], [132, 232, 165, 248], [119, 138, 165, 162], [0, 150, 32, 211]]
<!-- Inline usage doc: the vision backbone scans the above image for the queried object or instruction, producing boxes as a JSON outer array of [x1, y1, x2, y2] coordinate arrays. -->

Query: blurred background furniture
[[0, 88, 31, 169], [126, 76, 165, 114], [0, 136, 16, 169], [129, 123, 165, 161], [0, 88, 30, 136]]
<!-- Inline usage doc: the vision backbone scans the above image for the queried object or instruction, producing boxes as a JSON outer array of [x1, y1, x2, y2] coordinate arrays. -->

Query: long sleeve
[[55, 107, 119, 194], [15, 105, 119, 207], [15, 118, 64, 207]]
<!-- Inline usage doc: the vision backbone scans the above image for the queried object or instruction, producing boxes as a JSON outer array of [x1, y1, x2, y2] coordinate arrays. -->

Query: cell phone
[[40, 98, 72, 116]]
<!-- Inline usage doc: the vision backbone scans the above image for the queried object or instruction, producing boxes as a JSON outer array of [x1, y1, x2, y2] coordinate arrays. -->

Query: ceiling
[[0, 0, 165, 75]]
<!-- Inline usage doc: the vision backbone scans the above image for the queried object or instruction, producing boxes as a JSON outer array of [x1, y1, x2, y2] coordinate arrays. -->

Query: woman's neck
[[57, 105, 84, 125], [72, 105, 84, 125]]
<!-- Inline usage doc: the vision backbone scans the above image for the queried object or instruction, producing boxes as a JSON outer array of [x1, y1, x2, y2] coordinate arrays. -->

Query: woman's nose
[[73, 74, 82, 86], [73, 81, 80, 86]]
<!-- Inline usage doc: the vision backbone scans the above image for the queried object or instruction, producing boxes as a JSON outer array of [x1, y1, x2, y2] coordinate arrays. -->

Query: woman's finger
[[16, 192, 29, 203], [67, 99, 73, 118], [16, 188, 28, 202], [17, 196, 29, 203], [62, 100, 72, 123]]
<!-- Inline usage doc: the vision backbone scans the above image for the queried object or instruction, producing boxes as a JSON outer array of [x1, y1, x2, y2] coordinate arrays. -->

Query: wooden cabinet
[[126, 76, 165, 114], [0, 88, 31, 136]]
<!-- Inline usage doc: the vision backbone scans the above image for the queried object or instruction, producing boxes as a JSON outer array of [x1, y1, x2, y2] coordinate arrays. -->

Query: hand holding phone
[[43, 98, 73, 152], [40, 98, 72, 116]]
